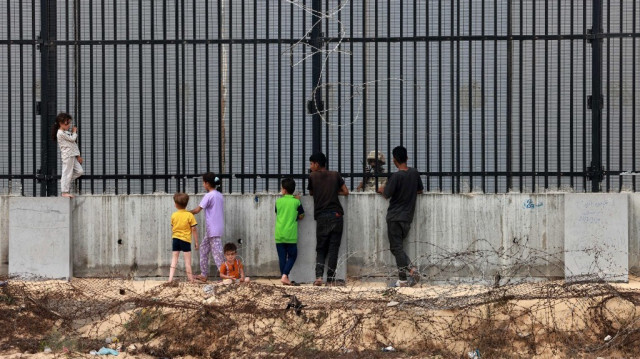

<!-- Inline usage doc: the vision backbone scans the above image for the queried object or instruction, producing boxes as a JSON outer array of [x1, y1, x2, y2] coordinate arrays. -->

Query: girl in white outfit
[[51, 112, 83, 198]]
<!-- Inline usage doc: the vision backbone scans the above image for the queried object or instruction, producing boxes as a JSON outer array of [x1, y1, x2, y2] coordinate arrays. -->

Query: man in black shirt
[[308, 152, 349, 286], [378, 146, 424, 287]]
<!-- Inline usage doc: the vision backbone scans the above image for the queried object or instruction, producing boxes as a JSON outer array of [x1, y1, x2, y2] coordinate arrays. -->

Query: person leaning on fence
[[169, 192, 199, 283], [219, 242, 250, 284], [378, 146, 424, 288], [357, 150, 387, 192], [190, 173, 225, 283], [51, 112, 84, 198], [308, 152, 349, 287], [275, 177, 305, 286]]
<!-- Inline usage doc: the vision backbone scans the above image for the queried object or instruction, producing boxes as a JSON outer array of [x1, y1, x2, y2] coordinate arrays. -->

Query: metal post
[[588, 0, 604, 192], [39, 0, 58, 196], [310, 0, 323, 155]]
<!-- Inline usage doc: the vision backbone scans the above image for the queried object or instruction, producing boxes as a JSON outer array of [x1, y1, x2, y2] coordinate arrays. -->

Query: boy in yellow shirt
[[169, 192, 199, 282]]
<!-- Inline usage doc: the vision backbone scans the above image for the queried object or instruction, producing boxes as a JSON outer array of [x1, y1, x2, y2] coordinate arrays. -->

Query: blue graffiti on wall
[[523, 199, 543, 209]]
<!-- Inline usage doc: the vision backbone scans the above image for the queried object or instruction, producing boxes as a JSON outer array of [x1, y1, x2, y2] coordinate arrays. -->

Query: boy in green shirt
[[275, 178, 305, 285]]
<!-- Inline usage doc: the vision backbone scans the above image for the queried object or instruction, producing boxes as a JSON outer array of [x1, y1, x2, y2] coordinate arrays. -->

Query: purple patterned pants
[[200, 236, 224, 276]]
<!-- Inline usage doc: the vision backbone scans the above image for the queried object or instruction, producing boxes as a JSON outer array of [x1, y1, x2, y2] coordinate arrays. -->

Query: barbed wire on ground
[[1, 242, 640, 358]]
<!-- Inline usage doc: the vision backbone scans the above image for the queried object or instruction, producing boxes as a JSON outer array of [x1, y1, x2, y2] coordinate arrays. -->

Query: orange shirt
[[220, 259, 243, 279]]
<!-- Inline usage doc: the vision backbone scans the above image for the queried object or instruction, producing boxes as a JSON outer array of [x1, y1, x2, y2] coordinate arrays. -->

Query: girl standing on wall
[[51, 112, 83, 198]]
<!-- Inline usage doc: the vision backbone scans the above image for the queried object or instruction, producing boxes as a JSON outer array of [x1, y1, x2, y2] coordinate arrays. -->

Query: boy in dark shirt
[[308, 152, 349, 286], [378, 146, 424, 287]]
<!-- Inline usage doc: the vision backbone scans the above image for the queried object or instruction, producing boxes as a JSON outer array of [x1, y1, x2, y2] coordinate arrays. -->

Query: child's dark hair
[[202, 172, 222, 189], [281, 177, 296, 194], [51, 112, 72, 141], [309, 152, 327, 168], [173, 192, 189, 208], [223, 242, 237, 253], [392, 146, 408, 164]]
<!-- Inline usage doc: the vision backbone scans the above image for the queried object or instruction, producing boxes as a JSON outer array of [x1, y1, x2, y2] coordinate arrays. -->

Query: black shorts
[[172, 238, 192, 252]]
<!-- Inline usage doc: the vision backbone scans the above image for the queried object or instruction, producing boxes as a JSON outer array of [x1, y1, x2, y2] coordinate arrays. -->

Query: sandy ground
[[2, 276, 640, 358]]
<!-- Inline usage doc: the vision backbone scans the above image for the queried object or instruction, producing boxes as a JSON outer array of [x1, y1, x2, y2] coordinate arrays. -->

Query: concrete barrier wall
[[0, 196, 8, 275], [0, 193, 636, 280]]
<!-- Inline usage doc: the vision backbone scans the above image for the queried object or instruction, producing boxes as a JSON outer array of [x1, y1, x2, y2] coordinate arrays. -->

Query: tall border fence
[[0, 0, 638, 196]]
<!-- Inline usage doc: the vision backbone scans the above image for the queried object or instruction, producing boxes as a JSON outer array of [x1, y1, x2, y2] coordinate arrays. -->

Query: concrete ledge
[[2, 193, 639, 281], [9, 197, 72, 279]]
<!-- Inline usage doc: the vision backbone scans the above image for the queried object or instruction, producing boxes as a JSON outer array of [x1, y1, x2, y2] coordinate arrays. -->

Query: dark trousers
[[276, 243, 298, 276], [387, 220, 412, 280], [315, 214, 344, 281]]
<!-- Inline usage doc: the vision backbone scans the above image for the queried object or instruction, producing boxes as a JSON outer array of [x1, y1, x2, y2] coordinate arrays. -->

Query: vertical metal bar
[[206, 0, 211, 174], [302, 0, 307, 193], [605, 0, 610, 191], [65, 0, 69, 113], [241, 0, 245, 193], [349, 0, 354, 190], [175, 0, 182, 191], [506, 0, 513, 191], [126, 0, 131, 194], [518, 0, 523, 191], [481, 0, 485, 192], [337, 0, 342, 173], [114, 0, 119, 194], [151, 0, 157, 192], [227, 0, 233, 192], [311, 0, 322, 154], [468, 0, 473, 191], [582, 0, 587, 191], [20, 0, 25, 195], [138, 0, 144, 193], [253, 1, 257, 191], [363, 0, 368, 189], [381, 0, 385, 186], [452, 0, 457, 192], [181, 0, 186, 191], [493, 0, 497, 192], [633, 0, 637, 191], [193, 0, 199, 192], [413, 0, 417, 171], [8, 0, 12, 190], [253, 1, 258, 192], [32, 0, 37, 195], [265, 0, 270, 191], [556, 1, 561, 188], [543, 0, 549, 189], [376, 0, 380, 185], [324, 0, 329, 158], [40, 0, 58, 196], [399, 0, 404, 147], [618, 0, 623, 191], [438, 0, 442, 190], [290, 0, 294, 178], [101, 0, 106, 191], [531, 0, 536, 192], [425, 0, 431, 191], [163, 0, 169, 191], [589, 0, 604, 192], [569, 0, 574, 189], [278, 0, 282, 180], [455, 0, 461, 193]]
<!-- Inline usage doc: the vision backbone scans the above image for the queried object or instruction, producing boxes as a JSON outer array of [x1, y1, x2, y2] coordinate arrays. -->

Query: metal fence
[[0, 0, 638, 196]]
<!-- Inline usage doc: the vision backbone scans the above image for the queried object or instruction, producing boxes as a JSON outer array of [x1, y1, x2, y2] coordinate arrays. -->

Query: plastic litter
[[97, 347, 119, 356], [604, 335, 612, 342], [387, 301, 400, 307], [43, 347, 52, 353], [468, 349, 481, 358], [382, 346, 395, 352]]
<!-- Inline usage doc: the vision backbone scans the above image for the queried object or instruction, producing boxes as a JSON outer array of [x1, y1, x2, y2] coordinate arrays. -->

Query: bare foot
[[281, 275, 292, 285], [61, 193, 75, 198]]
